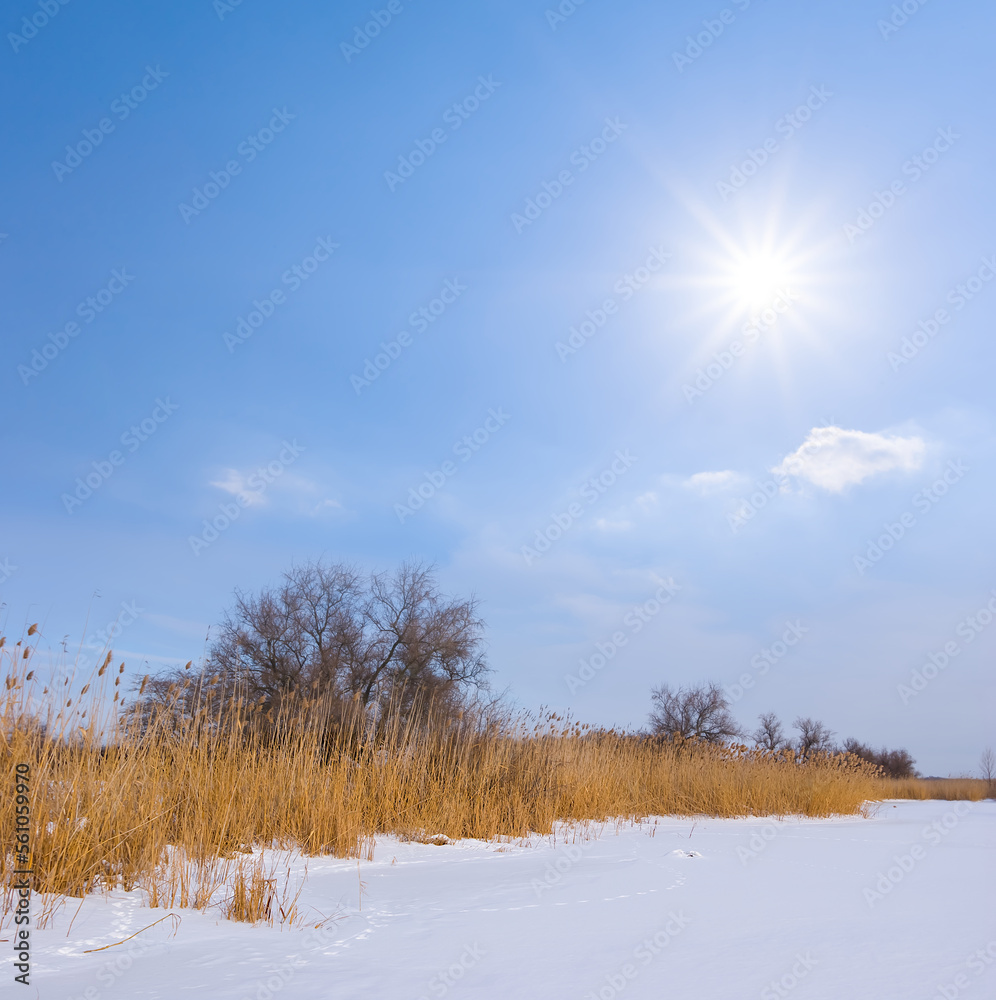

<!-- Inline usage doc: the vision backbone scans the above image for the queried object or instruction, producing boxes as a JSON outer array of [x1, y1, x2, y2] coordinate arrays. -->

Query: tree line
[[137, 558, 920, 778], [649, 682, 918, 777], [138, 559, 492, 728]]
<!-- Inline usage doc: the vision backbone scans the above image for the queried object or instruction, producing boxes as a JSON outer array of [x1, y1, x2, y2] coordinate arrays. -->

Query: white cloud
[[209, 469, 267, 506], [683, 470, 744, 495], [210, 466, 340, 514], [772, 426, 925, 493]]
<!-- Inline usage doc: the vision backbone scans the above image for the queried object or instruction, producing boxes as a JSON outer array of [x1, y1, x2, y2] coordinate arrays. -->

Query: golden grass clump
[[0, 635, 986, 926], [873, 776, 990, 801]]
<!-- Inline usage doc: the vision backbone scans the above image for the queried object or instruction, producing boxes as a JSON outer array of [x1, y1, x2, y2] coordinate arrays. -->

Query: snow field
[[11, 800, 994, 1000]]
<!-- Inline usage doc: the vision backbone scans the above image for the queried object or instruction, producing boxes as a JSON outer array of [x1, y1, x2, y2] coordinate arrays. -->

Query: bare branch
[[649, 682, 741, 744]]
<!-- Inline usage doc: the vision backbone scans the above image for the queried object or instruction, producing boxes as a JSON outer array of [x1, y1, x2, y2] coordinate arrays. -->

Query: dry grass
[[873, 777, 990, 801], [0, 635, 986, 926]]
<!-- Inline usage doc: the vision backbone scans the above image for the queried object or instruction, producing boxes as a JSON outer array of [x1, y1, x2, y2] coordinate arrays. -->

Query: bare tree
[[793, 717, 836, 758], [164, 558, 489, 721], [209, 561, 365, 703], [843, 738, 917, 779], [353, 561, 489, 717], [980, 747, 996, 796], [649, 683, 741, 744], [752, 712, 788, 752]]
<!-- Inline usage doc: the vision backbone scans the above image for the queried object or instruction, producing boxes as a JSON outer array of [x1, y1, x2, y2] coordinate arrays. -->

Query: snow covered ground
[[11, 800, 995, 1000]]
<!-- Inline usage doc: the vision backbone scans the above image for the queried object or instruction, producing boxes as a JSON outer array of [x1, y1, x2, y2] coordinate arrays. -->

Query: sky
[[2, 0, 994, 775]]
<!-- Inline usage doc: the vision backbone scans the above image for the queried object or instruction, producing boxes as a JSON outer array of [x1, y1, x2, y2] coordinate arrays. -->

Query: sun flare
[[726, 250, 795, 313]]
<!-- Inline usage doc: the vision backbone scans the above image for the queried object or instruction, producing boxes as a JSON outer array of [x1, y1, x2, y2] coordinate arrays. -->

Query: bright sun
[[665, 190, 848, 376], [727, 251, 794, 313]]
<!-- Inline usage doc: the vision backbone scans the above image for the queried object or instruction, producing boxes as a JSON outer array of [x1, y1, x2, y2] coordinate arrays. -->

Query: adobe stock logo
[[395, 408, 510, 522], [52, 66, 169, 181], [384, 77, 501, 192], [8, 0, 73, 54], [18, 269, 135, 385], [340, 3, 406, 62], [188, 441, 305, 556], [522, 450, 636, 565], [564, 580, 681, 694]]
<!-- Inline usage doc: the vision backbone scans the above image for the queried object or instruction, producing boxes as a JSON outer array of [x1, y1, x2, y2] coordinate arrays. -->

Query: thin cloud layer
[[772, 426, 925, 493], [683, 470, 745, 495], [209, 469, 268, 506]]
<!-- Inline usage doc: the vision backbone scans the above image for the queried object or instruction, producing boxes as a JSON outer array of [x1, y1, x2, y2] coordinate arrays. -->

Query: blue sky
[[2, 0, 994, 774]]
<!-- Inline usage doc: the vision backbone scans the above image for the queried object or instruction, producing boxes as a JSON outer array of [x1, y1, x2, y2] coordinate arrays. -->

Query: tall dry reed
[[0, 634, 980, 926], [873, 777, 989, 800]]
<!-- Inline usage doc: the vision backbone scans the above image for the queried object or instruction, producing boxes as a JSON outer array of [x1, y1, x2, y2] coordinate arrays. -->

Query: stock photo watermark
[[340, 2, 408, 63], [416, 943, 487, 1000], [930, 941, 996, 1000], [726, 473, 788, 533], [61, 398, 179, 513], [395, 408, 510, 522], [584, 912, 691, 1000], [843, 127, 959, 243], [530, 842, 588, 896], [724, 620, 808, 703], [179, 108, 296, 223], [853, 459, 968, 574], [887, 254, 995, 371], [385, 76, 501, 191], [671, 0, 757, 72], [555, 247, 670, 361], [52, 66, 169, 181], [761, 952, 819, 1000], [67, 934, 159, 1000], [351, 278, 467, 393], [8, 0, 72, 53], [223, 237, 338, 352], [521, 450, 637, 565], [863, 801, 972, 907], [18, 269, 135, 385], [564, 580, 681, 694], [545, 0, 591, 31], [214, 0, 248, 20], [511, 118, 627, 234], [682, 287, 799, 403], [11, 761, 32, 987], [188, 440, 305, 555], [878, 0, 930, 40], [717, 86, 832, 201], [230, 919, 350, 1000], [736, 820, 780, 865], [897, 589, 996, 704], [93, 600, 144, 650], [46, 599, 144, 691]]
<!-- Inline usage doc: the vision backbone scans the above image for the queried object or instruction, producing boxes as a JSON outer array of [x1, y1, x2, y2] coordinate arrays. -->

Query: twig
[[356, 859, 367, 912], [82, 913, 180, 953], [66, 895, 87, 937]]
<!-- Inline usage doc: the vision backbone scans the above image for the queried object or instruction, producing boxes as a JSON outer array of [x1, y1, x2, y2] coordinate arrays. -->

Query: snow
[[11, 800, 995, 999]]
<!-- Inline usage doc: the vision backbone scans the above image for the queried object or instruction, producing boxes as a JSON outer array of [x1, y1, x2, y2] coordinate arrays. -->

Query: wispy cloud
[[210, 468, 268, 506], [772, 426, 925, 493], [209, 460, 341, 515], [312, 498, 343, 515], [683, 470, 745, 495]]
